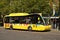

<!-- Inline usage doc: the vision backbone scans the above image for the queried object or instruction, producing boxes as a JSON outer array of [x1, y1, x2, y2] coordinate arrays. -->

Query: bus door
[[35, 16, 44, 30]]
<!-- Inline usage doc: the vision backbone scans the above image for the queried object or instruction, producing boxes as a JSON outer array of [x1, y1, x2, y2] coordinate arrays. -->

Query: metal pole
[[58, 0, 60, 30]]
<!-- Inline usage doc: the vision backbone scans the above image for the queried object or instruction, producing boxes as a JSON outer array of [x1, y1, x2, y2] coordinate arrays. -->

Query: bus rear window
[[5, 17, 10, 23]]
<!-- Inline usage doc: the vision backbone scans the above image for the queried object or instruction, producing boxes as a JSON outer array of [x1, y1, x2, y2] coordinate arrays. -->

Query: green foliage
[[0, 0, 53, 16]]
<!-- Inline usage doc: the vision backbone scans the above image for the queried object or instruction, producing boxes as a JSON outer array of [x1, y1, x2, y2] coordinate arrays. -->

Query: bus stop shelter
[[43, 16, 60, 29]]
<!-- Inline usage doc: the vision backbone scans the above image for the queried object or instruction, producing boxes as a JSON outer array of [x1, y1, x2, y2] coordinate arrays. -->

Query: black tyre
[[10, 25, 13, 30], [28, 26, 32, 31]]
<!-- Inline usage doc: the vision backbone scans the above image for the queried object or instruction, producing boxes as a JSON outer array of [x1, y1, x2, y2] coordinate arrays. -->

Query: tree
[[0, 0, 51, 16]]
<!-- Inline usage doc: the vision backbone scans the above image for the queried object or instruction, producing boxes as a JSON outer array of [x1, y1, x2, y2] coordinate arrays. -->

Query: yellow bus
[[4, 13, 51, 31]]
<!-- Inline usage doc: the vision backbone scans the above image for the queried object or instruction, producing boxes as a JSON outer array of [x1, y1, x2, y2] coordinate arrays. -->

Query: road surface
[[0, 27, 60, 40]]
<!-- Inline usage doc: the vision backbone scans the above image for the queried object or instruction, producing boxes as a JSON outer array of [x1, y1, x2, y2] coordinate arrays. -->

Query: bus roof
[[8, 13, 30, 16], [5, 13, 42, 17]]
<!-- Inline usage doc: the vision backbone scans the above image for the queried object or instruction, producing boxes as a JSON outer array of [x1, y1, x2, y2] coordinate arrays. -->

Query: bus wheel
[[28, 26, 32, 31], [10, 25, 13, 30]]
